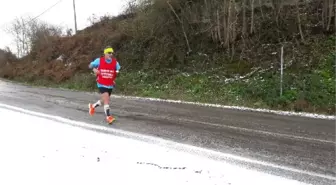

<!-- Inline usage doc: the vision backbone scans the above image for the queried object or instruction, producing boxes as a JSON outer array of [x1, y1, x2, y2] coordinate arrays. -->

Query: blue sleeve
[[116, 62, 121, 71], [89, 58, 100, 68]]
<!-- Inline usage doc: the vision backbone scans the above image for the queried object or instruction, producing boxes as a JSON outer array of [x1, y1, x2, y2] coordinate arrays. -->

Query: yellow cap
[[104, 47, 114, 54]]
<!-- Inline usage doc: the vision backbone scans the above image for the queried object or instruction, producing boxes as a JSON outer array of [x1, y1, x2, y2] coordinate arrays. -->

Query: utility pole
[[280, 45, 284, 97], [73, 0, 77, 34]]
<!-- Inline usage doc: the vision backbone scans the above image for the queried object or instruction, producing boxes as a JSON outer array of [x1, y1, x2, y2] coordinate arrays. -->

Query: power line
[[0, 0, 64, 52], [26, 0, 63, 24], [0, 0, 63, 29]]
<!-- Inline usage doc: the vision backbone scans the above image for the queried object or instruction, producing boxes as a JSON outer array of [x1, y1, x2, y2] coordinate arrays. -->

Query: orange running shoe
[[106, 116, 115, 124], [88, 103, 95, 116]]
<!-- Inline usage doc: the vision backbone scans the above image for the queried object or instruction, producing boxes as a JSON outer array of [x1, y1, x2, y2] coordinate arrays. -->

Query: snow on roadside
[[0, 107, 310, 185], [108, 94, 336, 120]]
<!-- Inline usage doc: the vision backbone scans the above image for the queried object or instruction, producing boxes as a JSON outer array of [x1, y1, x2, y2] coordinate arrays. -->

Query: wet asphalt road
[[0, 79, 335, 185]]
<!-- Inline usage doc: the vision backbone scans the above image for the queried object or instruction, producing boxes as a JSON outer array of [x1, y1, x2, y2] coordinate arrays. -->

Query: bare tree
[[167, 0, 192, 53], [3, 16, 63, 58], [4, 16, 31, 57]]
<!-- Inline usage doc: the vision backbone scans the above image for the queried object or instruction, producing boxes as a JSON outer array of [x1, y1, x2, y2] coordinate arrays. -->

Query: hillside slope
[[0, 0, 335, 114]]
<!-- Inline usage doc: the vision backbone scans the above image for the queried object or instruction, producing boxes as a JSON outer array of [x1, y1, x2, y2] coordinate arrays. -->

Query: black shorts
[[98, 87, 113, 96]]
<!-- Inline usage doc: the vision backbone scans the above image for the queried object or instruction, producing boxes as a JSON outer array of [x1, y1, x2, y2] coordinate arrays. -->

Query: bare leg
[[93, 99, 102, 108], [89, 98, 102, 116], [102, 92, 111, 117]]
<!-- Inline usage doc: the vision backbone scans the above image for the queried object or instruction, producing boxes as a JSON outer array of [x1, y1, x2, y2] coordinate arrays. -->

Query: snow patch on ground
[[106, 94, 335, 120], [0, 107, 311, 185]]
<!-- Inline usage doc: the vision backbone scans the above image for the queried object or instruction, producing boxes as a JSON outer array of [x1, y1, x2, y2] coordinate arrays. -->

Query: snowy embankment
[[0, 105, 309, 185]]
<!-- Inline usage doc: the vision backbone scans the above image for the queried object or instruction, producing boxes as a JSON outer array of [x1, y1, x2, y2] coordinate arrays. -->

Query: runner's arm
[[88, 58, 100, 69], [116, 62, 121, 73]]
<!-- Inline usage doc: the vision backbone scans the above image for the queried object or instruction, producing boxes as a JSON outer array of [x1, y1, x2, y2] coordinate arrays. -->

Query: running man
[[88, 46, 121, 124]]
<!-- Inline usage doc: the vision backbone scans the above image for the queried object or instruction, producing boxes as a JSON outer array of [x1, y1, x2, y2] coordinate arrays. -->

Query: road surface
[[0, 79, 335, 185]]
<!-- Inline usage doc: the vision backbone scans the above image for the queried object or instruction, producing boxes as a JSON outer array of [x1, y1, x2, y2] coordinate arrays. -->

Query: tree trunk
[[250, 0, 255, 34], [326, 0, 335, 31], [224, 0, 231, 48], [296, 1, 305, 42], [217, 9, 222, 43], [242, 0, 247, 36]]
